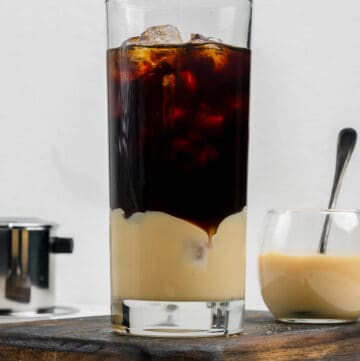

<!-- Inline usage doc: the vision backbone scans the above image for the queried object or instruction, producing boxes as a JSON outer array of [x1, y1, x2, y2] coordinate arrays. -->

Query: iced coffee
[[260, 252, 360, 322], [107, 24, 250, 335]]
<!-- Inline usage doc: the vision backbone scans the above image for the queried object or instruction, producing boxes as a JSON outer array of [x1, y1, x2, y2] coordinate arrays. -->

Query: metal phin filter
[[0, 218, 73, 316]]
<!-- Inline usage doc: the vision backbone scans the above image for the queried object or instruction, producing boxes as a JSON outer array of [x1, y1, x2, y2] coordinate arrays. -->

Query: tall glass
[[106, 0, 252, 337]]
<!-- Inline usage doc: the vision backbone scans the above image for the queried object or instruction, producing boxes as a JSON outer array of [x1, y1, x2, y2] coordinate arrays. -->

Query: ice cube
[[183, 239, 208, 266], [190, 33, 210, 43], [189, 33, 223, 44], [121, 36, 140, 47], [180, 71, 197, 92], [139, 25, 183, 45], [162, 74, 176, 88]]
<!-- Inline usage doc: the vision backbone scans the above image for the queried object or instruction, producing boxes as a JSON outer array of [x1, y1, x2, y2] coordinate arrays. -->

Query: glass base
[[112, 299, 244, 337], [278, 317, 356, 325]]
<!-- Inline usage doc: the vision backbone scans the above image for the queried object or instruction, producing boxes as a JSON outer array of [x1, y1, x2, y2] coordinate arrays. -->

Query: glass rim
[[267, 208, 360, 215], [105, 0, 252, 6]]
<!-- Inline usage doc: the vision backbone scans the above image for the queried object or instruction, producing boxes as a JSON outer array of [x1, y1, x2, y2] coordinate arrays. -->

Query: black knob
[[51, 237, 74, 254]]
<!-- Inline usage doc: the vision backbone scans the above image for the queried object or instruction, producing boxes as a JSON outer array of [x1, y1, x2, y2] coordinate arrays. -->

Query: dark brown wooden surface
[[0, 311, 359, 360]]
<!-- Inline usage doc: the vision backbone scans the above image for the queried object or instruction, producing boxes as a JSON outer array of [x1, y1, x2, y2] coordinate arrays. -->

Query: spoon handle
[[319, 128, 357, 253]]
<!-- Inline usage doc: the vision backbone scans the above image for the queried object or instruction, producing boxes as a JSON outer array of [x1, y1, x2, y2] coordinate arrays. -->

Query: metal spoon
[[319, 128, 357, 253]]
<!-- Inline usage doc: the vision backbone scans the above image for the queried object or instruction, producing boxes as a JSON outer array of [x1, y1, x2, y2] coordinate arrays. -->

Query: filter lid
[[0, 218, 57, 230]]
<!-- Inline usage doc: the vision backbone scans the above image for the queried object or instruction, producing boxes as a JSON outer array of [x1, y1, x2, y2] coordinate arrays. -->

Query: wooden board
[[0, 311, 359, 360]]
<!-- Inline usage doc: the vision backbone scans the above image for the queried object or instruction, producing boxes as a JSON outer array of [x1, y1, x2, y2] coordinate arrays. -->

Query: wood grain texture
[[0, 312, 359, 360]]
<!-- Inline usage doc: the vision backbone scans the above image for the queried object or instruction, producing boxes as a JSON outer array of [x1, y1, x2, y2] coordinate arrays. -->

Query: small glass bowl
[[259, 209, 360, 324]]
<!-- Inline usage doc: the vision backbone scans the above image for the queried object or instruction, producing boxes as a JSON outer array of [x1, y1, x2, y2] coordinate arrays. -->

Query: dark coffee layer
[[107, 43, 250, 233]]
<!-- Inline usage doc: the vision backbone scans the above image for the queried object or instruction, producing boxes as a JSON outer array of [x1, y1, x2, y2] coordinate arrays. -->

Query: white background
[[0, 0, 360, 311]]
